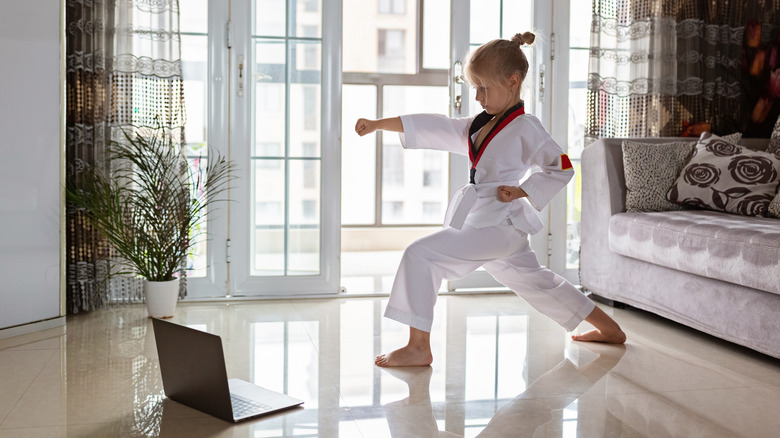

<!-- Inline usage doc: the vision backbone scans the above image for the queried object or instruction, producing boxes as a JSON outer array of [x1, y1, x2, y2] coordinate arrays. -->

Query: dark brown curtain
[[66, 0, 115, 313], [586, 0, 780, 141]]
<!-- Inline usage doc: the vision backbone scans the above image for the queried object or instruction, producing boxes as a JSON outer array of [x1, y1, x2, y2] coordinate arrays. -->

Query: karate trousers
[[384, 221, 595, 333]]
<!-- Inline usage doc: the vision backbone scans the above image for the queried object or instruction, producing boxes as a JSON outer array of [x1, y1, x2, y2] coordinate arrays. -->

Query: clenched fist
[[497, 185, 527, 202]]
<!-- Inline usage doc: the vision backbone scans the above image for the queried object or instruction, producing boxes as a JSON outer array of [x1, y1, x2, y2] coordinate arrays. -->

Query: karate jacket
[[399, 109, 574, 235]]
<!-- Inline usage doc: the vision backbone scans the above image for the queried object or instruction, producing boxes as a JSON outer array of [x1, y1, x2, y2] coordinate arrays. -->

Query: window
[[378, 0, 406, 14], [302, 0, 319, 13], [256, 202, 283, 222], [422, 150, 442, 188], [301, 25, 320, 69], [302, 200, 316, 220], [382, 144, 404, 187], [377, 29, 406, 73], [422, 201, 441, 219], [342, 0, 449, 228], [256, 143, 282, 169], [303, 86, 318, 131], [303, 142, 317, 188], [383, 201, 404, 220]]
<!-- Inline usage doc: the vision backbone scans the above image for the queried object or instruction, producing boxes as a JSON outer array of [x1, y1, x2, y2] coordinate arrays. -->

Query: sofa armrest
[[585, 139, 627, 215], [581, 139, 626, 292]]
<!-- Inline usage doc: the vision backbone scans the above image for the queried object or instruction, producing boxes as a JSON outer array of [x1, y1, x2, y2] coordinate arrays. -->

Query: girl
[[355, 32, 626, 368]]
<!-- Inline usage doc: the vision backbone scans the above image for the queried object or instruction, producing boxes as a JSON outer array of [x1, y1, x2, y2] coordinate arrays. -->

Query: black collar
[[467, 101, 525, 183]]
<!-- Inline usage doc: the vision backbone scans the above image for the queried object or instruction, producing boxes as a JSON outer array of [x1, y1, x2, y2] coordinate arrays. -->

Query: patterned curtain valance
[[112, 0, 185, 129], [586, 0, 780, 141]]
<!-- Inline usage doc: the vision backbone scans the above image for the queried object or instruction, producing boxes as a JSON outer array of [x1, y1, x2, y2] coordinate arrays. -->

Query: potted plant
[[66, 123, 234, 318]]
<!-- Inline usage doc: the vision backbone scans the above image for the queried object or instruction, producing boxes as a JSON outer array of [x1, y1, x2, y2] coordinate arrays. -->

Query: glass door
[[180, 0, 342, 298], [230, 0, 342, 296]]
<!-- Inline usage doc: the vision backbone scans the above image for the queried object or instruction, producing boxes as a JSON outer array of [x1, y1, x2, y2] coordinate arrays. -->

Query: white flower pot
[[144, 279, 179, 319]]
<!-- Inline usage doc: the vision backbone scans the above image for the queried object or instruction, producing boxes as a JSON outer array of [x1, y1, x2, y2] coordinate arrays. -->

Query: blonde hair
[[465, 32, 535, 91]]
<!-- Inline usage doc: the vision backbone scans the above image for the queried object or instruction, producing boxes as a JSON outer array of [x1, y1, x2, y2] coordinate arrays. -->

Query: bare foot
[[375, 345, 433, 367], [571, 328, 626, 344], [572, 305, 627, 344]]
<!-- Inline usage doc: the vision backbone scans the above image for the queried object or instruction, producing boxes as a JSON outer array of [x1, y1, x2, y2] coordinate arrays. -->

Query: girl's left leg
[[378, 224, 524, 367]]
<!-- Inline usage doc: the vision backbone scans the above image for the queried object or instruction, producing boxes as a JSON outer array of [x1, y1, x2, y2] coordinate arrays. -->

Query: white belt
[[444, 181, 517, 229]]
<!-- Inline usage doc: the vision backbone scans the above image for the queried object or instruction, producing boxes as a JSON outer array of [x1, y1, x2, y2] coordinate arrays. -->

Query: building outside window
[[378, 0, 405, 14], [377, 29, 406, 73]]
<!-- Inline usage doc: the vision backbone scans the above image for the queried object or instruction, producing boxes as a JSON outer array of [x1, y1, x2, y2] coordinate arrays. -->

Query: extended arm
[[357, 113, 473, 156], [355, 117, 403, 136]]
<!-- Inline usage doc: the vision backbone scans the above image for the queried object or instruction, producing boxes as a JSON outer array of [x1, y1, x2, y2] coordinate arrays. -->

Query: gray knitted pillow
[[768, 115, 780, 218], [622, 133, 742, 213]]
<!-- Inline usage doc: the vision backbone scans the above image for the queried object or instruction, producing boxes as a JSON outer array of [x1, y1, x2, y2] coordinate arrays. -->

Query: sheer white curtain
[[587, 13, 679, 138], [112, 0, 185, 129]]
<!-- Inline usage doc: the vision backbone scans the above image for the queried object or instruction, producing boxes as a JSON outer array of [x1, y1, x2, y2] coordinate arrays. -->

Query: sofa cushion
[[623, 140, 692, 212], [608, 210, 780, 296], [769, 116, 780, 218], [667, 132, 780, 217], [622, 133, 742, 213]]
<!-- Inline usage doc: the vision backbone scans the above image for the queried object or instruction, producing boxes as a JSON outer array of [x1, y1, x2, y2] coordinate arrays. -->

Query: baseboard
[[0, 316, 66, 342]]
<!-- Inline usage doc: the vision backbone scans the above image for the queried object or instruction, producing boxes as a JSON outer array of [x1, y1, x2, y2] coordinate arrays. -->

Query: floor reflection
[[1, 295, 780, 437], [379, 343, 625, 438]]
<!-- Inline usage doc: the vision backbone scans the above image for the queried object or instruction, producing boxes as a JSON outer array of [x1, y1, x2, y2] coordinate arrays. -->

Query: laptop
[[152, 318, 304, 422]]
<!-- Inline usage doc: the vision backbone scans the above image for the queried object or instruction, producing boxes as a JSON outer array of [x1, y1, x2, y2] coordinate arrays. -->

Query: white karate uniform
[[384, 110, 595, 333]]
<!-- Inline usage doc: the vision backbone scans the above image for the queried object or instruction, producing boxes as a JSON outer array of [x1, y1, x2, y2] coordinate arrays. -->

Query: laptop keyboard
[[231, 395, 272, 418]]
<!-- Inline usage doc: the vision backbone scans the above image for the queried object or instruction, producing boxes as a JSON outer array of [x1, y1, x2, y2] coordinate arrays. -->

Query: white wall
[[0, 0, 63, 331]]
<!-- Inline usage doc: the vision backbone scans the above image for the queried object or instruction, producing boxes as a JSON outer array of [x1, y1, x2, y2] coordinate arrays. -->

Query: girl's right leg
[[375, 327, 432, 367], [571, 305, 626, 343], [484, 236, 625, 344]]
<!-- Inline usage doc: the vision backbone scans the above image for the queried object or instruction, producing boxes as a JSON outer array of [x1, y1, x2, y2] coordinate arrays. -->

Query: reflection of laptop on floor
[[152, 318, 304, 422]]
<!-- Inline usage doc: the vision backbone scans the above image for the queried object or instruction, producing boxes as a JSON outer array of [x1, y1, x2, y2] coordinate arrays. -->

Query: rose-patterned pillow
[[667, 132, 780, 217]]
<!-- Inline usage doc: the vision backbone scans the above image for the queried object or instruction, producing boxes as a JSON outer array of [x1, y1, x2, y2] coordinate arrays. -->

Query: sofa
[[580, 136, 780, 359]]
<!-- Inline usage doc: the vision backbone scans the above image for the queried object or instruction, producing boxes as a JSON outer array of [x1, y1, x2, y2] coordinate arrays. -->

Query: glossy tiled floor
[[2, 294, 780, 437]]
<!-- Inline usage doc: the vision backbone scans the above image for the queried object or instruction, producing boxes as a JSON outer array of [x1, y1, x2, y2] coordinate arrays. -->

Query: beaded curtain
[[66, 0, 114, 313], [66, 0, 186, 313], [586, 0, 780, 141]]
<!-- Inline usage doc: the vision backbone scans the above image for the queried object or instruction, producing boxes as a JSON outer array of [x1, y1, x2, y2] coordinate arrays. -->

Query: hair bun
[[511, 32, 535, 46]]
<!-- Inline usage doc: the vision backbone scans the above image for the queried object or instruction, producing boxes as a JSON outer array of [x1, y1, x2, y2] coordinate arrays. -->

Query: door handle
[[237, 55, 245, 97], [453, 61, 465, 114], [454, 61, 465, 84]]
